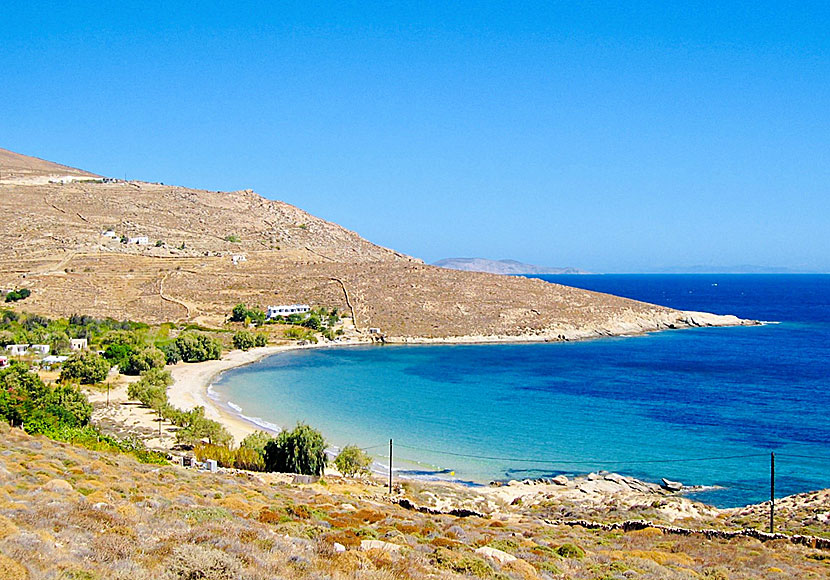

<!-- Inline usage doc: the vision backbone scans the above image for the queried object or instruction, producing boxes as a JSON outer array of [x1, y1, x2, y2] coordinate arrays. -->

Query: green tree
[[60, 352, 111, 384], [174, 406, 232, 447], [264, 423, 327, 476], [0, 362, 49, 425], [240, 430, 274, 456], [123, 347, 166, 375], [233, 330, 256, 351], [159, 342, 182, 365], [175, 332, 222, 362], [334, 445, 372, 477], [42, 384, 93, 427], [230, 303, 248, 322]]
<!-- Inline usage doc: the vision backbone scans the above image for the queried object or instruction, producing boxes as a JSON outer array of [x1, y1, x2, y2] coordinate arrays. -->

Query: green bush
[[174, 406, 232, 447], [264, 423, 327, 475], [283, 327, 317, 343], [240, 430, 274, 456], [4, 288, 31, 303], [60, 352, 111, 384], [230, 303, 265, 326], [334, 445, 372, 477], [159, 342, 182, 364], [233, 330, 255, 350], [194, 443, 266, 471], [122, 346, 166, 375], [0, 362, 49, 425], [175, 332, 222, 362], [555, 543, 585, 559]]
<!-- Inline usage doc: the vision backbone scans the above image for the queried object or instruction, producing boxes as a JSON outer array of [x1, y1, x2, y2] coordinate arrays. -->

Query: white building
[[5, 344, 28, 356], [70, 338, 88, 351], [231, 254, 247, 265], [28, 344, 50, 356], [127, 236, 149, 245], [266, 304, 311, 319], [102, 230, 118, 238], [0, 356, 8, 368], [41, 355, 68, 369]]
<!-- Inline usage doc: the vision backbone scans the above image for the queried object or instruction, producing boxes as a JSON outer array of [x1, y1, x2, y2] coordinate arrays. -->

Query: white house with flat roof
[[266, 304, 311, 319], [70, 338, 88, 351], [127, 236, 149, 245], [28, 344, 50, 356], [5, 344, 28, 356]]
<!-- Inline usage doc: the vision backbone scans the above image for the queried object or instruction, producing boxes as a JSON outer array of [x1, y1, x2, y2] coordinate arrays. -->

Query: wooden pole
[[770, 452, 775, 533], [388, 439, 393, 494]]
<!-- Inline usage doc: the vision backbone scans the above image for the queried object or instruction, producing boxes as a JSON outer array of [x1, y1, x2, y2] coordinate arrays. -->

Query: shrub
[[555, 543, 585, 559], [230, 304, 265, 326], [4, 288, 31, 303], [233, 446, 265, 471], [283, 327, 317, 343], [60, 352, 111, 384], [103, 343, 136, 371], [224, 234, 241, 243], [233, 330, 256, 351], [175, 332, 222, 362], [194, 443, 236, 468], [334, 445, 372, 477], [264, 423, 327, 475], [175, 406, 232, 447], [240, 430, 274, 456], [168, 543, 241, 580], [0, 362, 50, 425], [123, 347, 166, 375], [159, 342, 181, 364]]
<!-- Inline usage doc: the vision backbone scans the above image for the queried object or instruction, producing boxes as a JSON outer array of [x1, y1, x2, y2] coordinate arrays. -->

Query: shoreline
[[166, 309, 758, 445]]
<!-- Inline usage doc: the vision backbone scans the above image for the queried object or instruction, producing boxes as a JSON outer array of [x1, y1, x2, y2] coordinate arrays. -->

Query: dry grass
[[0, 425, 827, 579]]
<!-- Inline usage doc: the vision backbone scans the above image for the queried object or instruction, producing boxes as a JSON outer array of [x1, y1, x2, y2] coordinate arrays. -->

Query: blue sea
[[211, 274, 830, 507]]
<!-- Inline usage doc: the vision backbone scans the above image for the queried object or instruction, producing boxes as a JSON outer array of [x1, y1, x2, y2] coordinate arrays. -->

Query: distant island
[[434, 257, 588, 275]]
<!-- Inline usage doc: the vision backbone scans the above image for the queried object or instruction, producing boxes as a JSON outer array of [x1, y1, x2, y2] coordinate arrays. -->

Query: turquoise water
[[211, 275, 830, 507]]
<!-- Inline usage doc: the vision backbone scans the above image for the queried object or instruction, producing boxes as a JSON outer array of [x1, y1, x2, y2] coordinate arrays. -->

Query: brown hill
[[0, 149, 751, 337], [0, 147, 99, 183]]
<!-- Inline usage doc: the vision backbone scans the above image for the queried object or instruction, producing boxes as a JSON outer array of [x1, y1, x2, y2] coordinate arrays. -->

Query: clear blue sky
[[2, 2, 828, 272]]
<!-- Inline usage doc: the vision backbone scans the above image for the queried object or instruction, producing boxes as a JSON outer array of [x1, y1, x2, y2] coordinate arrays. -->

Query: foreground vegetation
[[1, 425, 827, 579]]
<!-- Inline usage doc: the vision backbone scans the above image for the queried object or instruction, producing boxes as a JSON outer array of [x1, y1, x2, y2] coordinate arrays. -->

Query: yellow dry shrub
[[332, 550, 375, 573], [504, 558, 540, 580], [220, 495, 259, 516], [364, 547, 399, 569], [0, 553, 27, 579], [629, 527, 664, 538], [84, 490, 113, 504], [609, 549, 694, 567], [116, 503, 139, 519], [0, 515, 19, 540]]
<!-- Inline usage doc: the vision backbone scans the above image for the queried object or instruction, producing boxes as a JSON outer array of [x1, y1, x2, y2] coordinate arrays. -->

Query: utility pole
[[388, 439, 393, 495], [770, 452, 775, 533]]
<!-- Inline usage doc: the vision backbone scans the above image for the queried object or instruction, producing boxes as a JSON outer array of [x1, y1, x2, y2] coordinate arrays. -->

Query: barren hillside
[[0, 149, 749, 337]]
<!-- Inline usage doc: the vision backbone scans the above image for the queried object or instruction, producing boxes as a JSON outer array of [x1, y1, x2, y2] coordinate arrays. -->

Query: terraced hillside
[[0, 148, 749, 337]]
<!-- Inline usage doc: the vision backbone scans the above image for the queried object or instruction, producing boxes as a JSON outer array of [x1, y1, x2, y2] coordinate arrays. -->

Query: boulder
[[551, 475, 569, 485], [475, 546, 517, 564], [333, 542, 346, 553], [661, 478, 683, 492], [43, 479, 73, 493], [360, 540, 402, 552]]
